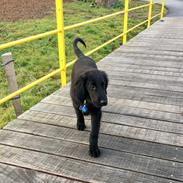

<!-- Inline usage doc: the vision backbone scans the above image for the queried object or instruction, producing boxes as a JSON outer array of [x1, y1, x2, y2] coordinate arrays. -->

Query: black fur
[[70, 38, 108, 157]]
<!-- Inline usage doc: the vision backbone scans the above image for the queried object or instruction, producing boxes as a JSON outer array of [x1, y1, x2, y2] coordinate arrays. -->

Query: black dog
[[70, 38, 108, 157]]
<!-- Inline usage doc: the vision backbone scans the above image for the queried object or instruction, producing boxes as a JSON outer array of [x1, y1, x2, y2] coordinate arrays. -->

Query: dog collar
[[79, 104, 88, 113]]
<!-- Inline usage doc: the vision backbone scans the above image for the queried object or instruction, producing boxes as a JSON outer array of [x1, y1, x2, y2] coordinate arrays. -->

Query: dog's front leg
[[89, 109, 101, 157], [75, 107, 86, 131]]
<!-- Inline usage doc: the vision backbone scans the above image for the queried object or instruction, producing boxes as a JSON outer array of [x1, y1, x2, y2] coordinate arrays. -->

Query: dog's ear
[[74, 73, 87, 106], [100, 71, 108, 91]]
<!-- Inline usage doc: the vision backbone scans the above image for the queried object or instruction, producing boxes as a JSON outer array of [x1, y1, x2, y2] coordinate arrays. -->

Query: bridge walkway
[[0, 17, 183, 182]]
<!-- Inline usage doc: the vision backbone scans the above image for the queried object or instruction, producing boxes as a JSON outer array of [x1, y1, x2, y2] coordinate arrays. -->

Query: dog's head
[[75, 70, 108, 108]]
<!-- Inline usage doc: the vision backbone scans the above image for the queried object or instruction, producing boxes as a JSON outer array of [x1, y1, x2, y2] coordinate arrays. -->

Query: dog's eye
[[91, 85, 96, 90]]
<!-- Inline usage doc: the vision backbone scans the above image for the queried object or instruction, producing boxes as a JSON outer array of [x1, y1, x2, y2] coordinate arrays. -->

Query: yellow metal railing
[[147, 0, 153, 28], [0, 0, 165, 105]]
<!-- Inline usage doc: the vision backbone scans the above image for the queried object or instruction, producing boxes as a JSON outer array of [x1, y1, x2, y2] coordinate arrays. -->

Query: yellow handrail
[[0, 0, 165, 105], [147, 0, 153, 28], [64, 10, 125, 31], [0, 69, 60, 105], [128, 3, 150, 12], [0, 30, 58, 51]]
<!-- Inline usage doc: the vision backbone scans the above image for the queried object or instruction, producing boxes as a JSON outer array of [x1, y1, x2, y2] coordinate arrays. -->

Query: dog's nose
[[100, 100, 107, 106]]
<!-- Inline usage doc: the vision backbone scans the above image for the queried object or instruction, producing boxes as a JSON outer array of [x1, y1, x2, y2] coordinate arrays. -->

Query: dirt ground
[[0, 0, 62, 21]]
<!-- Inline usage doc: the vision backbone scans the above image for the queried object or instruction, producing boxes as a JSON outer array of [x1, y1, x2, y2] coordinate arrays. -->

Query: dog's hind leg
[[89, 109, 101, 157], [74, 108, 86, 131]]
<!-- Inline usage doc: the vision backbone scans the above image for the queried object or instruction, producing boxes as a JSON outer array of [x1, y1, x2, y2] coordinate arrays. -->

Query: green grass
[[0, 0, 167, 128]]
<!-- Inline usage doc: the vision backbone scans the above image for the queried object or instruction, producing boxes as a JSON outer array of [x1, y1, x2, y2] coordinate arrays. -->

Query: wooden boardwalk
[[1, 17, 183, 182]]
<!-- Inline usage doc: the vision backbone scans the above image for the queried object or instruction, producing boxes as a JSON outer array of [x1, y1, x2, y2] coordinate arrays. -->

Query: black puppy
[[70, 38, 108, 157]]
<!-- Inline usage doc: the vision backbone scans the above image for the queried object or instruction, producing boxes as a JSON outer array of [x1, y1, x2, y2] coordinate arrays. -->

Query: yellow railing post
[[123, 0, 129, 44], [161, 0, 165, 19], [55, 0, 67, 86], [147, 0, 153, 28]]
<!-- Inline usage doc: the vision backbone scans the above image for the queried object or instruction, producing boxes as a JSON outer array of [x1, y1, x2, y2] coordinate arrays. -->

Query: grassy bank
[[0, 0, 166, 127]]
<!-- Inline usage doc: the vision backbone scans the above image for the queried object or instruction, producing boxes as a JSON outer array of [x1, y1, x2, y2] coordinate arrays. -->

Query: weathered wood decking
[[1, 17, 183, 182]]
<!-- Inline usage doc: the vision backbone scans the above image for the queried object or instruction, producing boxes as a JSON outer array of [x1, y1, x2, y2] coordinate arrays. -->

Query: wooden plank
[[142, 33, 183, 37], [31, 101, 183, 124], [129, 38, 183, 46], [28, 103, 183, 146], [126, 42, 183, 51], [101, 66, 183, 76], [130, 36, 182, 45], [104, 44, 183, 58], [107, 87, 183, 107], [0, 130, 182, 182], [102, 66, 183, 78], [107, 75, 183, 89], [137, 30, 183, 35], [0, 163, 79, 183], [42, 94, 183, 114], [107, 85, 183, 102], [0, 144, 179, 183], [106, 68, 183, 78], [109, 91, 183, 107], [139, 31, 183, 36], [134, 33, 183, 39], [100, 61, 183, 75], [138, 30, 183, 35], [51, 83, 183, 107], [108, 52, 183, 61], [136, 33, 183, 39], [41, 94, 183, 124], [4, 119, 183, 163], [100, 63, 183, 75], [20, 107, 183, 136], [40, 94, 183, 136], [108, 79, 183, 94], [114, 47, 183, 57], [52, 83, 183, 108], [106, 71, 183, 84], [99, 57, 183, 69], [16, 108, 183, 146], [103, 66, 183, 76], [125, 45, 183, 52], [40, 95, 183, 125]]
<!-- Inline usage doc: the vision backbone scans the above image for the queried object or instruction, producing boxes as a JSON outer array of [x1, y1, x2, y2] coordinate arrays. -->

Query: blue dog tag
[[79, 104, 88, 113]]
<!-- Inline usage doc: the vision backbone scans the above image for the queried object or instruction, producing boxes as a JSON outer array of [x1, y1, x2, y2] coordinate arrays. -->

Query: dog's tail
[[73, 38, 86, 58]]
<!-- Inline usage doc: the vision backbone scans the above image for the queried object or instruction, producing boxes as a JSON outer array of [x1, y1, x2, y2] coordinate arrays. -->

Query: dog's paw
[[89, 145, 100, 158], [77, 123, 86, 131]]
